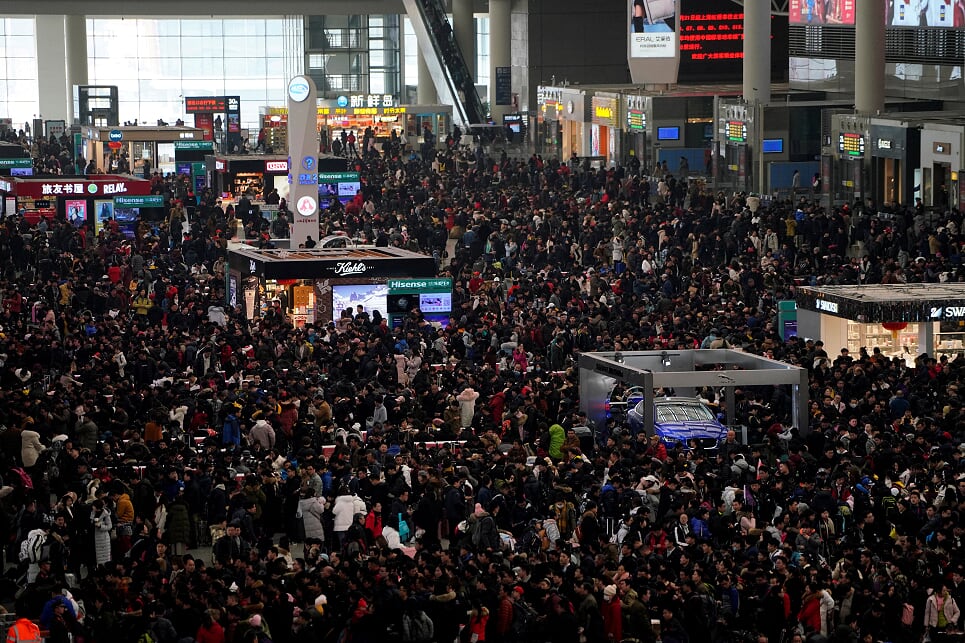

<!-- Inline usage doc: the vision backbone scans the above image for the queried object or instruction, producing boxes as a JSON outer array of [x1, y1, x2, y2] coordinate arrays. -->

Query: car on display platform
[[604, 386, 647, 422], [627, 396, 728, 450]]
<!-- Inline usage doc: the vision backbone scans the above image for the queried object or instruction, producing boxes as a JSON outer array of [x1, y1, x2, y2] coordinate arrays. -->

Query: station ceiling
[[5, 0, 410, 15]]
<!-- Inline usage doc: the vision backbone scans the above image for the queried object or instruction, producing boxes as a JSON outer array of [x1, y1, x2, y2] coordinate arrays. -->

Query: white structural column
[[452, 0, 475, 80], [742, 0, 771, 104], [855, 0, 885, 114], [35, 15, 70, 123], [488, 0, 511, 122], [64, 14, 89, 123], [417, 48, 437, 105]]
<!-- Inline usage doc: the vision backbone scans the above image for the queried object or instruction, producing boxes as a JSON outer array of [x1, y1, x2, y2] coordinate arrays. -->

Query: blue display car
[[627, 396, 727, 450]]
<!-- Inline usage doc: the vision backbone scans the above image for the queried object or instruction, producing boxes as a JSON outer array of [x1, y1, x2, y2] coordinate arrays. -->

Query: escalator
[[403, 0, 487, 128]]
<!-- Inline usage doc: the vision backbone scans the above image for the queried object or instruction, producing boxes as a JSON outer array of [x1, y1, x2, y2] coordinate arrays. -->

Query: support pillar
[[855, 0, 885, 114], [65, 15, 89, 123], [452, 0, 475, 80], [35, 16, 69, 123], [488, 0, 511, 123], [742, 0, 770, 105], [417, 48, 437, 105]]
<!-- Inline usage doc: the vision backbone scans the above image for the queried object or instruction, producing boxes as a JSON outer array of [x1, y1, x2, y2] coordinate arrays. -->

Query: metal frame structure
[[579, 349, 809, 435]]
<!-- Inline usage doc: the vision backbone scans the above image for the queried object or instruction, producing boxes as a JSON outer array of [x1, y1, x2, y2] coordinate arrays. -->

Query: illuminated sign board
[[680, 9, 744, 62], [13, 179, 151, 199], [627, 109, 647, 131], [815, 299, 839, 313], [676, 1, 788, 82], [0, 158, 31, 169], [185, 97, 227, 113], [115, 195, 164, 208], [173, 140, 213, 151], [591, 97, 618, 127], [335, 94, 397, 108], [726, 120, 748, 143], [317, 106, 407, 117], [930, 306, 965, 320], [265, 161, 289, 172], [838, 133, 865, 157], [317, 172, 360, 182]]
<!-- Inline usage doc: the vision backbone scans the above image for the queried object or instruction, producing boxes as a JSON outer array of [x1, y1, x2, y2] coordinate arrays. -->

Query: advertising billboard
[[629, 0, 681, 82], [789, 0, 855, 24], [886, 0, 964, 27], [630, 0, 678, 57]]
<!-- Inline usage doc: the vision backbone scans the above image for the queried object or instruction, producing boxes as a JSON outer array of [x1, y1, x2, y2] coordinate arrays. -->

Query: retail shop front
[[83, 126, 206, 175], [535, 85, 563, 158], [796, 284, 965, 365], [262, 95, 453, 154], [206, 155, 291, 200], [226, 245, 441, 328], [3, 175, 156, 230], [562, 90, 588, 160], [173, 140, 215, 194], [590, 93, 621, 167], [869, 120, 918, 208], [918, 123, 963, 210]]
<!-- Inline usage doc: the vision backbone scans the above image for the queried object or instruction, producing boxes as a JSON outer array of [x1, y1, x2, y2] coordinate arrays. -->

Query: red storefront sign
[[11, 176, 153, 199]]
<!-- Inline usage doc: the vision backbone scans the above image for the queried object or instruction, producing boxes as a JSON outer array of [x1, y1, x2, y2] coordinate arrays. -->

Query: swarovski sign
[[930, 306, 965, 319]]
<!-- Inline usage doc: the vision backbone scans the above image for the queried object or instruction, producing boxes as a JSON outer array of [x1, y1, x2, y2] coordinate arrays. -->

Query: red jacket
[[601, 597, 623, 641], [195, 622, 224, 643]]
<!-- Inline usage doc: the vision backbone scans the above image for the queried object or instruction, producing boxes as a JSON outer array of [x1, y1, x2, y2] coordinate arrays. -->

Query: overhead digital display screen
[[788, 0, 855, 24], [678, 0, 789, 81]]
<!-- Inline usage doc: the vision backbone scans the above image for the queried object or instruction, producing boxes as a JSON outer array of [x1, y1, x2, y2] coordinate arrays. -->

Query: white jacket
[[21, 430, 46, 468], [332, 494, 366, 532]]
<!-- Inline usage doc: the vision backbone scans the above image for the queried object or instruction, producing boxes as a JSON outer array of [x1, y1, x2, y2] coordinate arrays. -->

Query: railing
[[403, 0, 486, 126]]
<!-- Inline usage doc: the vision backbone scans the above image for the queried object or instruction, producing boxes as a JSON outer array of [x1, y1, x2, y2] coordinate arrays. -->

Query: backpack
[[697, 593, 718, 628], [511, 600, 538, 641], [19, 529, 46, 563], [137, 630, 157, 643], [10, 467, 33, 489], [901, 603, 914, 627], [402, 609, 434, 642]]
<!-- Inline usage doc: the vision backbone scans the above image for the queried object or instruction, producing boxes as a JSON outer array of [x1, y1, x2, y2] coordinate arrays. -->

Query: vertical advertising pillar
[[287, 76, 320, 248], [489, 0, 512, 124], [855, 0, 885, 114]]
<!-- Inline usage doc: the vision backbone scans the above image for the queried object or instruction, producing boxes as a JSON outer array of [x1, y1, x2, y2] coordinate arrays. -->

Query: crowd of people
[[1, 133, 965, 643]]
